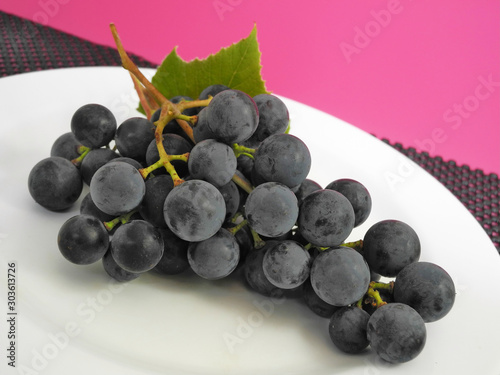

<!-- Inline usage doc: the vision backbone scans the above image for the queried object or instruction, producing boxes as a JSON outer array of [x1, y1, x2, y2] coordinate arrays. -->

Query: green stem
[[342, 239, 363, 253], [356, 297, 364, 309], [176, 98, 212, 111], [232, 143, 256, 159], [103, 210, 138, 232], [230, 212, 243, 224], [366, 288, 387, 308], [71, 145, 91, 167], [250, 229, 266, 250], [231, 170, 254, 194], [175, 114, 197, 124], [227, 219, 249, 236], [371, 281, 394, 293]]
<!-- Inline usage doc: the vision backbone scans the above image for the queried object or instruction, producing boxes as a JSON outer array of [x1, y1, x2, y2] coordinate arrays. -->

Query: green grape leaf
[[150, 25, 269, 102]]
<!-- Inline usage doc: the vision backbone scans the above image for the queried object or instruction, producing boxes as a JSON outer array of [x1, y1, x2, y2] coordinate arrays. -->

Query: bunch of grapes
[[28, 81, 455, 364]]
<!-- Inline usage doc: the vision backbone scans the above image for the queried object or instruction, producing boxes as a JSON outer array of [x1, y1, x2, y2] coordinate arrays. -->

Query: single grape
[[262, 240, 311, 289], [28, 156, 83, 211], [188, 139, 237, 187], [107, 157, 144, 170], [294, 178, 322, 205], [90, 161, 146, 216], [217, 181, 240, 223], [70, 103, 116, 148], [57, 214, 109, 265], [187, 229, 240, 280], [102, 250, 140, 282], [329, 306, 370, 354], [243, 241, 283, 297], [115, 117, 155, 162], [192, 107, 216, 143], [325, 178, 372, 227], [79, 192, 115, 223], [206, 89, 259, 144], [303, 278, 340, 318], [253, 133, 311, 188], [363, 220, 421, 277], [310, 247, 370, 306], [199, 84, 230, 100], [393, 261, 456, 322], [244, 182, 299, 238], [163, 179, 226, 242], [225, 223, 253, 269], [153, 226, 190, 275], [298, 189, 355, 247], [367, 303, 426, 364], [110, 220, 164, 273], [50, 132, 82, 161], [139, 175, 174, 228], [251, 94, 289, 141], [80, 148, 119, 185]]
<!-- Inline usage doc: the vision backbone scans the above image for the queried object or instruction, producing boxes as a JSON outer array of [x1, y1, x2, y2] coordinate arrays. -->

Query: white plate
[[1, 67, 499, 375]]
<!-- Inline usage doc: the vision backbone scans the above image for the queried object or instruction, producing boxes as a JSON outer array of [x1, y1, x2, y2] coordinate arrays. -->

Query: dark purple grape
[[294, 178, 322, 204], [107, 157, 144, 170], [188, 139, 237, 187], [250, 94, 289, 141], [298, 189, 355, 247], [80, 148, 119, 185], [187, 229, 240, 280], [163, 179, 226, 242], [243, 241, 282, 297], [217, 181, 240, 223], [28, 156, 82, 211], [329, 306, 370, 354], [80, 192, 115, 222], [50, 132, 82, 161], [303, 278, 340, 318], [244, 182, 298, 238], [153, 227, 190, 275], [367, 303, 426, 364], [110, 220, 163, 273], [206, 89, 259, 144], [90, 161, 146, 216], [254, 133, 311, 188], [393, 261, 455, 322], [199, 84, 230, 100], [363, 220, 421, 277], [115, 117, 155, 162], [192, 107, 216, 143], [102, 250, 140, 282], [325, 178, 372, 227], [310, 247, 370, 306], [262, 240, 311, 289], [139, 175, 174, 228], [71, 103, 116, 148], [57, 214, 109, 265]]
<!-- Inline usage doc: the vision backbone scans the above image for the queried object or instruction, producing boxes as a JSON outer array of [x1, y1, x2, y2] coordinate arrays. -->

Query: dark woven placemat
[[1, 10, 498, 252]]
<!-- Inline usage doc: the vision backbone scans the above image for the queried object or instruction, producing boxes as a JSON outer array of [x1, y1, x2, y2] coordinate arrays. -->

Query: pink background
[[2, 0, 499, 175]]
